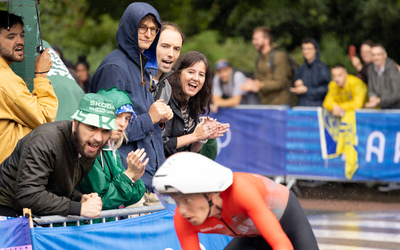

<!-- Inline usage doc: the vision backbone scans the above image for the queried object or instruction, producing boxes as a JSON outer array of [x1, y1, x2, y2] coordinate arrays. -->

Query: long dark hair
[[169, 51, 212, 116]]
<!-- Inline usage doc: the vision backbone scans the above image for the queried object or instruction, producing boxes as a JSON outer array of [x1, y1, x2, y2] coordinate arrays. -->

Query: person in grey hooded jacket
[[90, 2, 173, 192], [290, 37, 330, 107]]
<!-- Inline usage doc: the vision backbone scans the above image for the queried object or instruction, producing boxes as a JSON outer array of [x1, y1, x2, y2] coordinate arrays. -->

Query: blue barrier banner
[[31, 210, 232, 250], [212, 107, 400, 182], [0, 217, 32, 250], [212, 107, 287, 175]]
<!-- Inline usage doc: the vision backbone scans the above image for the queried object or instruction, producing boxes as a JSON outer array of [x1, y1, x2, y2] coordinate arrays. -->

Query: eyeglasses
[[138, 26, 160, 35]]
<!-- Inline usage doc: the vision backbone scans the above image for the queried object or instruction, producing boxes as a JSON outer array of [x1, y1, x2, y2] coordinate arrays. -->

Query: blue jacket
[[90, 2, 164, 191], [294, 39, 330, 107]]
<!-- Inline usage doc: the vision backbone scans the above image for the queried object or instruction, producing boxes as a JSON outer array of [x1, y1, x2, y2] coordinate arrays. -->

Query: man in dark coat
[[290, 37, 330, 107], [0, 94, 116, 218], [90, 3, 173, 192]]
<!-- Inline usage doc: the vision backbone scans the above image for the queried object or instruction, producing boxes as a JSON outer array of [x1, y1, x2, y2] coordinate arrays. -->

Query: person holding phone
[[0, 11, 58, 163], [350, 40, 374, 84]]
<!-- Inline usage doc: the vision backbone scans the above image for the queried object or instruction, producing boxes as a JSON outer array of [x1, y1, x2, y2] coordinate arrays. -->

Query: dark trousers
[[0, 205, 21, 217]]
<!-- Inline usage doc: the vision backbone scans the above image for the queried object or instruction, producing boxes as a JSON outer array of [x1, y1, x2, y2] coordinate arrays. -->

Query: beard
[[0, 43, 24, 63], [71, 122, 106, 162]]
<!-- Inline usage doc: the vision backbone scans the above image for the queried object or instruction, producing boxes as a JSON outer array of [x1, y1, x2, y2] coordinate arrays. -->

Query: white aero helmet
[[152, 152, 233, 194]]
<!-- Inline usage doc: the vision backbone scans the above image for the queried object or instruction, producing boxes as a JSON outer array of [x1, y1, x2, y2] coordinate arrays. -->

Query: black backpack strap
[[269, 48, 278, 74], [154, 81, 165, 101]]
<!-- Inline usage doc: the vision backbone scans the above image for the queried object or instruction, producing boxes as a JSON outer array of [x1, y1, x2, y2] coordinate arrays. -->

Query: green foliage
[[319, 33, 357, 75], [3, 0, 400, 75], [181, 30, 257, 72], [40, 0, 119, 74]]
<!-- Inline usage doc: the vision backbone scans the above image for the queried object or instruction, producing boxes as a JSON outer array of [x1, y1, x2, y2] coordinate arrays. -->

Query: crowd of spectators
[[1, 1, 400, 220], [0, 3, 229, 219], [212, 27, 400, 117]]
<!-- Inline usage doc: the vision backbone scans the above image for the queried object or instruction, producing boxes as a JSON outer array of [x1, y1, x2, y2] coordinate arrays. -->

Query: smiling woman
[[162, 51, 229, 158]]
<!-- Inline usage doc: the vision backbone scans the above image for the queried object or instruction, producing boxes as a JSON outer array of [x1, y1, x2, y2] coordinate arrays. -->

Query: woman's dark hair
[[76, 54, 90, 70], [361, 39, 374, 48], [169, 51, 213, 116]]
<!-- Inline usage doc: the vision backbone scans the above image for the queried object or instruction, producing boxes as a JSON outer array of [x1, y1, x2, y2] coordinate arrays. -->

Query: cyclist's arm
[[174, 212, 201, 250], [236, 181, 293, 250]]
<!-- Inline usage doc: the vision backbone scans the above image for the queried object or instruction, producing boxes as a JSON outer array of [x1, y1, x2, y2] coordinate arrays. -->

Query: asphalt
[[296, 181, 400, 214], [295, 182, 400, 249]]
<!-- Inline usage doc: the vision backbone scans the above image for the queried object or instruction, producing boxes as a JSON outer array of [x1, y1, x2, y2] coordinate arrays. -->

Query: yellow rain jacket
[[323, 74, 367, 111], [0, 57, 58, 163]]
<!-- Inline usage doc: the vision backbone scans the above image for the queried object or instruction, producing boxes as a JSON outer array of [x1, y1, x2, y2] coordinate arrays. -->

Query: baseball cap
[[71, 93, 117, 130], [215, 59, 230, 70]]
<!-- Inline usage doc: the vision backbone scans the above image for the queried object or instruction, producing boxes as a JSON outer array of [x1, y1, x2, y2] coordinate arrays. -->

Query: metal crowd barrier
[[34, 205, 165, 227]]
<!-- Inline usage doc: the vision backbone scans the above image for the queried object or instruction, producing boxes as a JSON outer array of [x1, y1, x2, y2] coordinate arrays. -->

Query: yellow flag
[[335, 111, 358, 179]]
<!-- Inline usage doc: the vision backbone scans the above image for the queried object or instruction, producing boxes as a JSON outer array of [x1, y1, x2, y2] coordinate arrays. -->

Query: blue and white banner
[[212, 106, 400, 182], [0, 217, 32, 250], [31, 210, 232, 250]]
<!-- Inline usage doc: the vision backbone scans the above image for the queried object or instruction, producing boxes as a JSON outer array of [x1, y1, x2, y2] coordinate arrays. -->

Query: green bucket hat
[[97, 87, 133, 109], [71, 93, 117, 130]]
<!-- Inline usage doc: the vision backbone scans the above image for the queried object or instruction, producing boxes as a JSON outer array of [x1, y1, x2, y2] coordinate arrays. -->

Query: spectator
[[52, 45, 74, 69], [75, 54, 92, 93], [151, 22, 219, 162], [241, 26, 292, 105], [323, 64, 367, 117], [350, 40, 374, 84], [163, 51, 230, 159], [149, 21, 184, 105], [212, 59, 260, 113], [290, 37, 330, 107], [0, 11, 58, 163], [0, 93, 115, 218], [77, 88, 147, 222], [90, 3, 173, 194], [365, 44, 400, 109]]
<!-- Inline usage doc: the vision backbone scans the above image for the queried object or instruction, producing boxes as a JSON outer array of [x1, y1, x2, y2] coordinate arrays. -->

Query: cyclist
[[153, 152, 318, 250]]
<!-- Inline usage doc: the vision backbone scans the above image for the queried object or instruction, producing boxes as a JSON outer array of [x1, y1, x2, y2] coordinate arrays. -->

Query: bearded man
[[0, 94, 117, 218], [0, 11, 58, 163]]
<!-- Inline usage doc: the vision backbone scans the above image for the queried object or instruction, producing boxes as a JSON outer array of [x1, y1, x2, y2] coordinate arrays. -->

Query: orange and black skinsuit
[[174, 173, 318, 250]]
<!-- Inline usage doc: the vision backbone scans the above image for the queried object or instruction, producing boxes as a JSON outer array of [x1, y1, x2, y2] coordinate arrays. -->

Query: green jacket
[[199, 138, 218, 160], [254, 45, 292, 105], [76, 143, 146, 211]]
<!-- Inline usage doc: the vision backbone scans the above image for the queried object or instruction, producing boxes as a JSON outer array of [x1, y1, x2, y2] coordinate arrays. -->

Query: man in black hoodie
[[290, 37, 330, 107]]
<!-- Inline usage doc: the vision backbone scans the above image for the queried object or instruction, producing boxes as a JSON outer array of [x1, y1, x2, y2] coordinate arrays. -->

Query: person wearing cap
[[0, 11, 58, 163], [0, 93, 117, 218], [77, 88, 148, 222], [212, 59, 259, 113], [153, 152, 318, 250]]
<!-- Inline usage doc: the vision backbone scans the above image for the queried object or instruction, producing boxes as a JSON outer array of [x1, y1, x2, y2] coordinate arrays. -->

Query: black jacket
[[0, 121, 94, 216], [163, 98, 199, 158], [294, 38, 330, 107], [151, 70, 173, 104]]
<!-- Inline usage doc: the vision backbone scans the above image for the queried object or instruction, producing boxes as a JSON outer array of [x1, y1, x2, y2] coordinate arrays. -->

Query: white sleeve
[[232, 71, 247, 96], [212, 75, 223, 96]]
